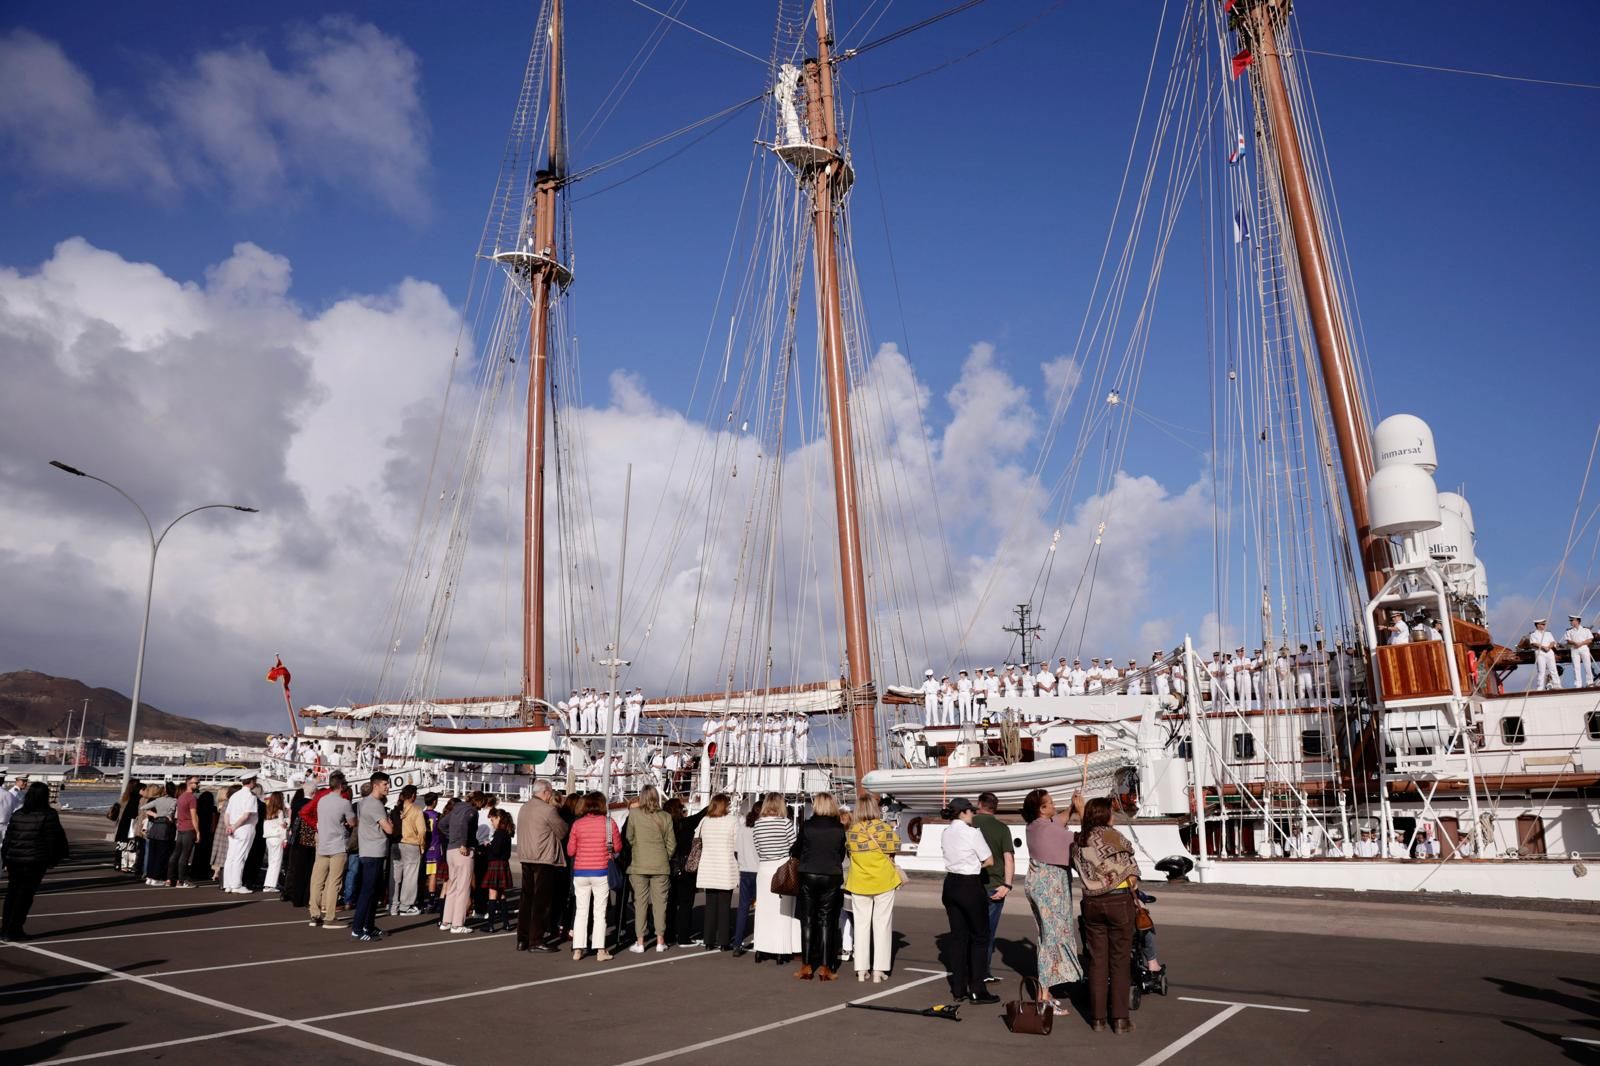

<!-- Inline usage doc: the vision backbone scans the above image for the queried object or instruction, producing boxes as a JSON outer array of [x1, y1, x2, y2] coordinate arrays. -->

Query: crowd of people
[[1, 767, 1162, 1037], [918, 643, 1368, 725]]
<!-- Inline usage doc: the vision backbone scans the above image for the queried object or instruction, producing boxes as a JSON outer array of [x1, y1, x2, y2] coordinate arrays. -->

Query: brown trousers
[[1081, 891, 1137, 1022]]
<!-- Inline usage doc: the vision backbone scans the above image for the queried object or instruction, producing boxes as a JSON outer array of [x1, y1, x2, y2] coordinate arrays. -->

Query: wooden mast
[[1243, 1, 1386, 598], [802, 0, 879, 781], [522, 0, 566, 728]]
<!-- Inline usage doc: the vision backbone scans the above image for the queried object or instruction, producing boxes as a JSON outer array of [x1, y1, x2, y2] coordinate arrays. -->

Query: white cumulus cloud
[[1, 239, 1219, 730]]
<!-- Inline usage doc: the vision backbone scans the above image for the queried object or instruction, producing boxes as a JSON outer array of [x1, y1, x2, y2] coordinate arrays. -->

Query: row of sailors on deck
[[919, 645, 1361, 725], [556, 688, 648, 736], [265, 734, 380, 774], [702, 714, 811, 765]]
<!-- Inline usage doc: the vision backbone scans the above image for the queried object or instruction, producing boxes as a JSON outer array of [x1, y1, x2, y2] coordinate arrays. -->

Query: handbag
[[1135, 904, 1154, 932], [1003, 977, 1054, 1036], [769, 857, 800, 896], [146, 817, 175, 842], [294, 816, 317, 848], [685, 836, 703, 874]]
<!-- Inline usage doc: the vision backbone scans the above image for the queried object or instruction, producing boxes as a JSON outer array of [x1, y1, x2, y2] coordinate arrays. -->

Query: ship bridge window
[[1587, 711, 1600, 741], [1232, 733, 1256, 759], [1301, 729, 1325, 757], [1500, 717, 1526, 746]]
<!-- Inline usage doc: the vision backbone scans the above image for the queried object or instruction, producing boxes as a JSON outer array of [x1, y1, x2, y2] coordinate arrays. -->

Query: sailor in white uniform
[[1035, 661, 1057, 699], [982, 668, 1000, 718], [578, 690, 596, 735], [793, 713, 810, 761], [779, 714, 797, 762], [1124, 659, 1143, 696], [1385, 611, 1411, 646], [1233, 646, 1254, 709], [1529, 619, 1560, 691], [1295, 644, 1315, 704], [939, 676, 957, 725], [1205, 653, 1223, 709], [921, 669, 940, 725], [1151, 652, 1171, 697], [625, 687, 645, 733], [1353, 829, 1379, 858], [1086, 658, 1104, 694], [1274, 647, 1294, 710], [1565, 614, 1594, 688], [1066, 659, 1087, 696], [956, 670, 975, 722]]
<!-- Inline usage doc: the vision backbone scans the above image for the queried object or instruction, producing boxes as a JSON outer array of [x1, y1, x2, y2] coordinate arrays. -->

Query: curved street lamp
[[50, 461, 258, 790]]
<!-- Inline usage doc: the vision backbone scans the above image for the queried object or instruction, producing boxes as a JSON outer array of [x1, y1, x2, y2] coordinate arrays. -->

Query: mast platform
[[490, 248, 574, 289], [769, 142, 855, 193]]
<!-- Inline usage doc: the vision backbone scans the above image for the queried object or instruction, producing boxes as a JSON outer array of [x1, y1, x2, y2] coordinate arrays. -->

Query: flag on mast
[[1233, 210, 1251, 245], [1231, 48, 1254, 79], [266, 655, 292, 695], [1228, 132, 1247, 164]]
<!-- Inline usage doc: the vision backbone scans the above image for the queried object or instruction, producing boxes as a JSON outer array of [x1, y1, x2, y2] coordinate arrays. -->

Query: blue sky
[[3, 1, 1598, 725]]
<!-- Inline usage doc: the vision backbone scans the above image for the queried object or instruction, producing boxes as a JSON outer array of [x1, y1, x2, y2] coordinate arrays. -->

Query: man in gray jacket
[[515, 780, 569, 952]]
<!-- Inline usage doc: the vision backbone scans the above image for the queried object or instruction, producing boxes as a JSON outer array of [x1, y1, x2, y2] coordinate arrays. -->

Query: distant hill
[[0, 671, 268, 746]]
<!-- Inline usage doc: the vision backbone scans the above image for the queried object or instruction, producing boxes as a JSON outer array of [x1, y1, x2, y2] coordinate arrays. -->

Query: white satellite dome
[[1437, 491, 1475, 533], [1426, 503, 1476, 572], [1374, 414, 1438, 473], [1369, 465, 1442, 536]]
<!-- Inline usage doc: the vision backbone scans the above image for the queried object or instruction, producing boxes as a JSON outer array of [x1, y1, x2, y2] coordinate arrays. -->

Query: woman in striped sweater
[[565, 791, 620, 962], [751, 792, 799, 963]]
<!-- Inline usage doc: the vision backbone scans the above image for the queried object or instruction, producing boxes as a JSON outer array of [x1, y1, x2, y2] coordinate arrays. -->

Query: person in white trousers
[[1529, 620, 1560, 691], [844, 792, 900, 982], [261, 794, 287, 892], [921, 670, 940, 725], [221, 775, 260, 893], [1565, 615, 1594, 688]]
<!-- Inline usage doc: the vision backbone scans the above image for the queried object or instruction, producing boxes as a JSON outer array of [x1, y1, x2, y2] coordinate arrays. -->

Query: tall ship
[[263, 0, 1598, 901]]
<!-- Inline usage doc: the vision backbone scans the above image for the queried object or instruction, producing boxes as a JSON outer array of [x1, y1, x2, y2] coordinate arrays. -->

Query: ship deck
[[3, 814, 1599, 1065]]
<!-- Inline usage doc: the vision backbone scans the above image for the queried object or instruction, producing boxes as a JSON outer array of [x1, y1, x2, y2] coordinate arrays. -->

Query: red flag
[[1231, 48, 1254, 79], [1224, 0, 1238, 9], [266, 655, 292, 696]]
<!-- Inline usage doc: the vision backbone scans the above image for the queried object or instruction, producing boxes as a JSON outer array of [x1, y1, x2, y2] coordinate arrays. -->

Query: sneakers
[[629, 943, 646, 954], [309, 917, 324, 928], [398, 906, 421, 916], [351, 930, 385, 942], [596, 950, 614, 962], [177, 882, 195, 889], [450, 926, 472, 935], [656, 943, 668, 953]]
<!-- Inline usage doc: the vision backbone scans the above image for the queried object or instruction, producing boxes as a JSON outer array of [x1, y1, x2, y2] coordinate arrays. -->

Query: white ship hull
[[897, 814, 1600, 902]]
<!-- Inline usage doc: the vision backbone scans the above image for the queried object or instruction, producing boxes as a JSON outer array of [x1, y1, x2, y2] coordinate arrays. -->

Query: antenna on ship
[[773, 0, 879, 785], [1002, 604, 1045, 670]]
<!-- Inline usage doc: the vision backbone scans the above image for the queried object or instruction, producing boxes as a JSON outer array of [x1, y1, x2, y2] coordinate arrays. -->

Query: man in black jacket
[[2, 782, 70, 941]]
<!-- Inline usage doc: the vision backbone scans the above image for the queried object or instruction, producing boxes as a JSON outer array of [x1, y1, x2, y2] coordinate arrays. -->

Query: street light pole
[[50, 461, 257, 791]]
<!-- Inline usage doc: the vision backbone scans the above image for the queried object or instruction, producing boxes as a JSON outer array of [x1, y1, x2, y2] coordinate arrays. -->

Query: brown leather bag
[[1003, 977, 1054, 1035], [769, 857, 800, 896]]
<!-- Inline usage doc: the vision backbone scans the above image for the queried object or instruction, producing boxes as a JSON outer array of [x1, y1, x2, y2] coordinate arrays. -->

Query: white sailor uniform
[[921, 672, 940, 725], [1565, 621, 1594, 688], [1529, 625, 1559, 691]]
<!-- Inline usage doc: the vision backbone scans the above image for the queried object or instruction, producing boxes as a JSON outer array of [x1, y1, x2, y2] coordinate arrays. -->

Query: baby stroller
[[1128, 893, 1168, 1010]]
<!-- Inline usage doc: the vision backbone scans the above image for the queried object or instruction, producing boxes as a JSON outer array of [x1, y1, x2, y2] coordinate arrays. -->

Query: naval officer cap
[[925, 668, 934, 676], [1534, 618, 1548, 625], [1571, 613, 1583, 620]]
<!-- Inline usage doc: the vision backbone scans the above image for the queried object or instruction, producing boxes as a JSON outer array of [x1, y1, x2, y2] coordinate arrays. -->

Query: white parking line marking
[[1564, 1036, 1600, 1046], [29, 899, 272, 918], [606, 971, 950, 1066], [1135, 1004, 1246, 1066], [0, 931, 512, 998], [39, 1024, 284, 1064], [1138, 998, 1314, 1066], [37, 919, 310, 944], [12, 942, 454, 1066], [303, 946, 720, 1022], [1178, 995, 1311, 1013]]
